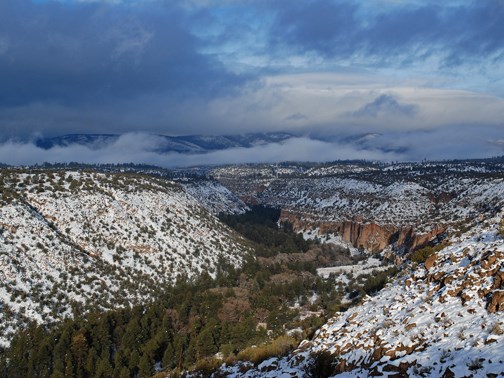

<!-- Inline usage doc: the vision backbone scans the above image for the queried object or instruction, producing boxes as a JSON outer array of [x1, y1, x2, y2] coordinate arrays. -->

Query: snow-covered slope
[[215, 163, 504, 253], [220, 216, 504, 377], [0, 169, 250, 347], [219, 175, 504, 228], [181, 179, 249, 215]]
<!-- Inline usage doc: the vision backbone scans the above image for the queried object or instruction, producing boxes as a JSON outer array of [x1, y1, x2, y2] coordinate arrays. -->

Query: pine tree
[[138, 354, 151, 378], [94, 357, 113, 378], [161, 343, 176, 370], [196, 322, 220, 359], [64, 353, 75, 377], [117, 366, 131, 378], [85, 347, 98, 376], [127, 350, 140, 375]]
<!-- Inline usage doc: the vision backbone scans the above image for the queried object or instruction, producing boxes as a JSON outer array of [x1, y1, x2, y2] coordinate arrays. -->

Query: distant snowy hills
[[33, 131, 415, 156]]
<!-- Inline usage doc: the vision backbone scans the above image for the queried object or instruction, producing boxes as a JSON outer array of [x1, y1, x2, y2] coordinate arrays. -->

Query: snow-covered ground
[[218, 215, 504, 377], [317, 257, 388, 281], [181, 180, 249, 215], [215, 164, 504, 240], [0, 170, 251, 347], [302, 228, 359, 255]]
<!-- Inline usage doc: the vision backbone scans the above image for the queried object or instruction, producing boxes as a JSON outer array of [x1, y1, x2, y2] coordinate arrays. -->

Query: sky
[[0, 0, 503, 165]]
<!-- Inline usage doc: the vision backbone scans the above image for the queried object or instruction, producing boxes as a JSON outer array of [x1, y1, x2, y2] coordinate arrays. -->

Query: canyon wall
[[280, 209, 446, 253]]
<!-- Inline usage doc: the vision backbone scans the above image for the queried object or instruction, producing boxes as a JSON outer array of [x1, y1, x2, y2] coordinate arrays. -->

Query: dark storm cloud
[[0, 0, 502, 159], [353, 95, 417, 118], [0, 0, 246, 135], [270, 0, 504, 66]]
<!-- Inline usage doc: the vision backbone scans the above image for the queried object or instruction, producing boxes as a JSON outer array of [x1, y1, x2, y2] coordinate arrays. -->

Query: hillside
[[0, 161, 503, 377], [214, 161, 504, 254], [219, 215, 504, 377], [0, 169, 250, 347]]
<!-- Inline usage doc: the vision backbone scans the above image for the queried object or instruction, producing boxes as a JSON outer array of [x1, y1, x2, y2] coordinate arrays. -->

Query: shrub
[[411, 243, 445, 264], [306, 351, 338, 378], [236, 335, 297, 364], [411, 246, 434, 264], [193, 357, 222, 376], [491, 322, 504, 335]]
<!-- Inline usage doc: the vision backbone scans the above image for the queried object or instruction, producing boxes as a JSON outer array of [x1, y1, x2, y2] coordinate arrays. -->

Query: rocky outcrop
[[301, 218, 504, 376], [280, 209, 446, 253]]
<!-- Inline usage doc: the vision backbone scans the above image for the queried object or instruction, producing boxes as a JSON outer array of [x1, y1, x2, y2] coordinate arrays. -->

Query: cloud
[[0, 0, 502, 151], [201, 72, 504, 135], [0, 0, 249, 136], [0, 128, 502, 168], [269, 0, 504, 68], [285, 113, 308, 121], [0, 134, 395, 167], [352, 94, 417, 118]]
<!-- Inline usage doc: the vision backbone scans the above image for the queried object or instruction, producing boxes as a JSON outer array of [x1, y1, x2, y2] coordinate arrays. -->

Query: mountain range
[[34, 132, 296, 154], [32, 131, 416, 156]]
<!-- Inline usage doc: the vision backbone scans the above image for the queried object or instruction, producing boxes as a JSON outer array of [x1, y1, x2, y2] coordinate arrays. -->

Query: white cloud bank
[[0, 129, 502, 168]]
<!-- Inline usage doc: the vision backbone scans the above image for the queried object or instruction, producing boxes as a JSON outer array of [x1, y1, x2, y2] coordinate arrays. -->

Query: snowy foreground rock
[[0, 170, 250, 347], [220, 217, 504, 377]]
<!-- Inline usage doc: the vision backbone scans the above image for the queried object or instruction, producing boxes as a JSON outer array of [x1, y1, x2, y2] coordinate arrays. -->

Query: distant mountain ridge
[[34, 132, 296, 153]]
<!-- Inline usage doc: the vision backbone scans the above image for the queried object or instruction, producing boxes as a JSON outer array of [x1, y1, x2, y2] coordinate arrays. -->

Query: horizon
[[0, 1, 503, 165]]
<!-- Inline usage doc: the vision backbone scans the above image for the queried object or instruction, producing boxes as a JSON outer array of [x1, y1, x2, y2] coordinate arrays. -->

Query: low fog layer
[[0, 128, 502, 168]]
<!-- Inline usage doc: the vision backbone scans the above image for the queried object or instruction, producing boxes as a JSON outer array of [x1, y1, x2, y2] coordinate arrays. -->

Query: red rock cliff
[[280, 209, 445, 253]]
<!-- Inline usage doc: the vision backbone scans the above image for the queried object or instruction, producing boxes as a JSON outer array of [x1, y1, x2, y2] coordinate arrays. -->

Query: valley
[[0, 158, 503, 377]]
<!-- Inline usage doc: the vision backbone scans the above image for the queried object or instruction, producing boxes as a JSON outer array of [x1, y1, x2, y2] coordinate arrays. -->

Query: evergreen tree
[[85, 347, 98, 377], [196, 321, 220, 359], [161, 343, 176, 370], [137, 354, 151, 378], [64, 353, 75, 378], [94, 357, 113, 378]]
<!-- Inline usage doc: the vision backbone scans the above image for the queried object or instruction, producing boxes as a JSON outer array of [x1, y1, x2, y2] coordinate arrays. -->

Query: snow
[[218, 215, 504, 377], [0, 170, 251, 347], [215, 164, 504, 239], [317, 257, 388, 280]]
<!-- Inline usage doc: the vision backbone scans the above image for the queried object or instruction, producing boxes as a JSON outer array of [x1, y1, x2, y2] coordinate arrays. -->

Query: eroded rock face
[[280, 209, 446, 253], [302, 219, 504, 376]]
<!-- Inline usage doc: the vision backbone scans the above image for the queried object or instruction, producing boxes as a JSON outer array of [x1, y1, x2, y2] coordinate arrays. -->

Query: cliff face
[[280, 209, 446, 253], [214, 162, 504, 255], [218, 216, 504, 378]]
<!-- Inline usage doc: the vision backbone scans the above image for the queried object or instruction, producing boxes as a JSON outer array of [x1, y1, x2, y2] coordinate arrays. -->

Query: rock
[[485, 336, 498, 345], [425, 253, 438, 270], [487, 291, 504, 313], [405, 323, 417, 331], [447, 287, 463, 297], [279, 210, 446, 253], [443, 275, 455, 285], [442, 367, 455, 378], [460, 291, 473, 303], [493, 271, 504, 289]]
